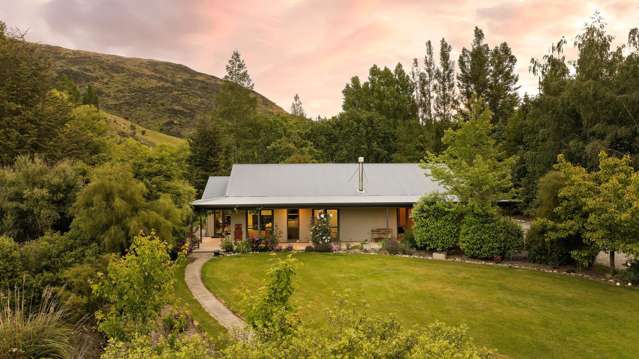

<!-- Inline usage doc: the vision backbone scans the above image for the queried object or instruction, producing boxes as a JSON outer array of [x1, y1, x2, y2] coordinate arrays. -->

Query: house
[[191, 158, 446, 249]]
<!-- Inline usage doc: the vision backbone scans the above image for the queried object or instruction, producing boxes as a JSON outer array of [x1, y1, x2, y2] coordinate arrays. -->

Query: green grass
[[106, 113, 186, 147], [174, 260, 229, 348], [202, 253, 639, 359]]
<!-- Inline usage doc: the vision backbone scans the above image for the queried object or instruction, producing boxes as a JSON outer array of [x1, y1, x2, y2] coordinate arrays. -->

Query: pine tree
[[457, 27, 491, 111], [433, 38, 457, 124], [223, 50, 254, 89], [290, 94, 305, 117]]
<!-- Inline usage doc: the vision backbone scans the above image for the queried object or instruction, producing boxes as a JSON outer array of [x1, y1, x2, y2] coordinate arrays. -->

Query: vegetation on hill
[[38, 44, 284, 136]]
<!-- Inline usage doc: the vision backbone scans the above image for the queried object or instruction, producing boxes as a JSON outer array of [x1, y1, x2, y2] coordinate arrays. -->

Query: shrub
[[248, 236, 278, 252], [0, 287, 74, 359], [221, 238, 234, 253], [618, 261, 639, 285], [526, 220, 573, 266], [412, 194, 461, 251], [459, 212, 523, 259], [311, 214, 333, 252], [402, 229, 417, 249], [235, 239, 251, 253], [381, 238, 411, 255], [0, 236, 21, 289], [304, 245, 314, 252]]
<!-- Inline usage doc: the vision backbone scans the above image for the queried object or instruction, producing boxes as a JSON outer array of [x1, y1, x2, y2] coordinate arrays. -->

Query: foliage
[[412, 194, 461, 251], [52, 105, 110, 164], [226, 300, 494, 358], [92, 232, 175, 341], [532, 170, 565, 218], [235, 238, 252, 254], [526, 220, 573, 266], [70, 164, 184, 252], [290, 93, 305, 117], [507, 16, 639, 208], [224, 50, 254, 89], [459, 211, 523, 259], [0, 236, 21, 289], [381, 237, 412, 255], [101, 332, 214, 359], [423, 100, 518, 213], [0, 287, 74, 359], [0, 156, 86, 242], [221, 238, 234, 253], [188, 116, 227, 196], [246, 256, 297, 342], [310, 213, 333, 252], [618, 261, 639, 285]]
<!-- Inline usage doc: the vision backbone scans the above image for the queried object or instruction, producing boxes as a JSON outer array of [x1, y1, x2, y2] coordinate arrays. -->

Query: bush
[[311, 214, 333, 252], [221, 238, 234, 253], [381, 238, 411, 255], [0, 236, 21, 288], [618, 261, 639, 285], [235, 239, 251, 253], [402, 229, 417, 249], [526, 220, 573, 266], [459, 212, 523, 259], [412, 194, 461, 251], [248, 236, 278, 252]]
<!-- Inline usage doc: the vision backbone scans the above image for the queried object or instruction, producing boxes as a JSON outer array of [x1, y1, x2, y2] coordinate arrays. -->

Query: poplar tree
[[421, 40, 436, 124], [457, 27, 491, 112], [223, 50, 254, 89], [433, 38, 457, 125], [290, 94, 305, 117]]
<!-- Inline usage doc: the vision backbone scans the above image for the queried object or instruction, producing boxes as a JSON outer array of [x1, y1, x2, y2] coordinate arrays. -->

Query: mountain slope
[[38, 44, 284, 137], [104, 112, 186, 148]]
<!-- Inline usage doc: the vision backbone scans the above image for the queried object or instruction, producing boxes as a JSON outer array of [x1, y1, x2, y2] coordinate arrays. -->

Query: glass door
[[287, 209, 299, 242]]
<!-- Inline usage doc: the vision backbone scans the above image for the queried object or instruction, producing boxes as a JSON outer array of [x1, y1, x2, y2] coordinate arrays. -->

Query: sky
[[2, 1, 638, 118]]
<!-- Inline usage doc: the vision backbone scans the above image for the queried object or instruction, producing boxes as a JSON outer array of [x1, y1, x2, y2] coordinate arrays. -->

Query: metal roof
[[192, 163, 445, 208]]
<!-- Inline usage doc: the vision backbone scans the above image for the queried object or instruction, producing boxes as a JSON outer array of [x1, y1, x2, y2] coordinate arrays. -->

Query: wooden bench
[[371, 228, 392, 242]]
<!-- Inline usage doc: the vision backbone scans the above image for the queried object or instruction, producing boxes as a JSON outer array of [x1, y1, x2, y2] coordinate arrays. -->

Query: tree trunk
[[609, 250, 615, 273]]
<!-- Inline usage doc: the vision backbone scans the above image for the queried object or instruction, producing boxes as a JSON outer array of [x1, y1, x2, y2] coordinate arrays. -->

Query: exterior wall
[[595, 251, 633, 270], [338, 207, 397, 243], [299, 208, 312, 243], [205, 211, 214, 237], [230, 209, 246, 240], [274, 209, 288, 241]]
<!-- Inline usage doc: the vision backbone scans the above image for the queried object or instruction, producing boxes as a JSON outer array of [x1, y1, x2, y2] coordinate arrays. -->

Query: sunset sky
[[3, 1, 638, 117]]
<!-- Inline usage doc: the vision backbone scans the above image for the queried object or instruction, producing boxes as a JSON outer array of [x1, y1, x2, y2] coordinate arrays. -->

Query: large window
[[287, 209, 299, 242], [247, 209, 274, 239], [312, 209, 339, 241], [213, 209, 232, 238]]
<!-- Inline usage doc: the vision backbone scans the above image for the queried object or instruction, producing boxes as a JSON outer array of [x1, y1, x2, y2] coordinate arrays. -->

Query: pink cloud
[[3, 0, 638, 117]]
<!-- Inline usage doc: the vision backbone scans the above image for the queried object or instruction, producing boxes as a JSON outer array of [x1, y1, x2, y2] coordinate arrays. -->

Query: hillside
[[104, 112, 186, 148], [38, 44, 285, 137]]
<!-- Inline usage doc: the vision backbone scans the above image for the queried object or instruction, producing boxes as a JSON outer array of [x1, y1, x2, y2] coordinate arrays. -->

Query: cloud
[[3, 0, 638, 117]]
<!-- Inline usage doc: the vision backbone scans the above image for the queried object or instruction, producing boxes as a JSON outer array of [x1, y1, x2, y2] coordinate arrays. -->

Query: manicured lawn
[[202, 253, 639, 359], [175, 260, 229, 348]]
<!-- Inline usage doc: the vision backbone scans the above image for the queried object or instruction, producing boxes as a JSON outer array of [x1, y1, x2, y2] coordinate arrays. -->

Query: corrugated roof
[[193, 163, 445, 208]]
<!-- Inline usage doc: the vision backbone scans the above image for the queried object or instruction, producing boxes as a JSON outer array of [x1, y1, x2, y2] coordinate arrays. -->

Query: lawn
[[202, 253, 639, 359], [175, 260, 229, 348]]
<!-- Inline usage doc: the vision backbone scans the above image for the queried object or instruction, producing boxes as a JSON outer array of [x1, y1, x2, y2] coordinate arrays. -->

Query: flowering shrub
[[311, 213, 333, 252]]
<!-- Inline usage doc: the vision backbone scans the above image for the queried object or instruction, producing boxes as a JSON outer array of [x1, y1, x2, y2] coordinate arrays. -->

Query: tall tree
[[487, 42, 519, 141], [457, 27, 491, 112], [433, 38, 458, 125], [188, 116, 227, 196], [223, 50, 254, 89], [420, 40, 436, 124], [290, 94, 305, 117], [215, 81, 258, 164], [82, 84, 99, 109]]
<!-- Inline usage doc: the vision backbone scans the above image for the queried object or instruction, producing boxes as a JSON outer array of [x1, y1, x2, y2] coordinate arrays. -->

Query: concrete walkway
[[185, 253, 247, 336]]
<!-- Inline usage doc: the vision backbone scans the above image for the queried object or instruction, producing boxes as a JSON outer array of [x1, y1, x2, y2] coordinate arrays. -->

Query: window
[[247, 209, 274, 239], [312, 209, 339, 241], [287, 209, 299, 242], [213, 209, 232, 237]]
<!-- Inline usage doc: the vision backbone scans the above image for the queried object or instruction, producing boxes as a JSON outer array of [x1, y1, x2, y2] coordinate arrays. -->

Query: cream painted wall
[[339, 207, 397, 242], [299, 208, 312, 243], [274, 209, 287, 241]]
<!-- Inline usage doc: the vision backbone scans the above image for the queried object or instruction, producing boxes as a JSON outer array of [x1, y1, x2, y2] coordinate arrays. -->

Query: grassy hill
[[38, 44, 284, 137], [104, 112, 186, 148]]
